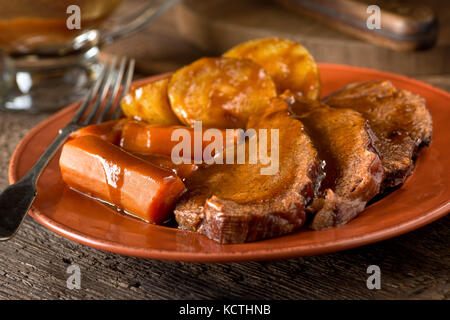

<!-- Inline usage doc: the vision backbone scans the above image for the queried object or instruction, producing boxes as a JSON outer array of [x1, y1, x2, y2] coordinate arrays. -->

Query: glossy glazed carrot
[[120, 120, 242, 159], [59, 135, 186, 224], [69, 119, 126, 145], [135, 153, 198, 180]]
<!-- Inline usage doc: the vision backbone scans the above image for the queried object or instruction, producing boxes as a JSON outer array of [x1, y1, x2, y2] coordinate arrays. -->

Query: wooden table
[[0, 1, 448, 300]]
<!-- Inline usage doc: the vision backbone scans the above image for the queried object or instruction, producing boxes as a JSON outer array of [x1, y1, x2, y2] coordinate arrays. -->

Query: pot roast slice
[[285, 96, 384, 230], [174, 100, 321, 244], [324, 81, 433, 190]]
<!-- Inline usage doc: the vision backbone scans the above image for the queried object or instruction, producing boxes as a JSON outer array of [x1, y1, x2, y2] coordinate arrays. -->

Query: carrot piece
[[120, 120, 242, 159], [134, 154, 198, 180], [59, 135, 186, 224], [120, 121, 185, 156], [69, 119, 126, 145]]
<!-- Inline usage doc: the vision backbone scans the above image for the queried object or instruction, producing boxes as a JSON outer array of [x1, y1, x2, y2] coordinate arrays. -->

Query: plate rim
[[8, 63, 450, 262]]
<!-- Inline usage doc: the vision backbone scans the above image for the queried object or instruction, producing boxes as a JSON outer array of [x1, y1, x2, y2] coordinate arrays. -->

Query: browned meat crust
[[175, 80, 433, 240], [287, 96, 384, 230], [324, 81, 433, 190], [174, 101, 321, 243]]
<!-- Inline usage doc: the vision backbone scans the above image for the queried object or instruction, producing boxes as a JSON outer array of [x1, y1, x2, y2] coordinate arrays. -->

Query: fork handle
[[0, 126, 75, 241]]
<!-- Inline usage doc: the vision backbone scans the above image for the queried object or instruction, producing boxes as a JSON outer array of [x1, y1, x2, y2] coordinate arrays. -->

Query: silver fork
[[0, 56, 135, 241]]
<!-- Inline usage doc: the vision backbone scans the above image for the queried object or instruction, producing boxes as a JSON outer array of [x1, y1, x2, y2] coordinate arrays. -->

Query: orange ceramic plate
[[8, 64, 450, 262]]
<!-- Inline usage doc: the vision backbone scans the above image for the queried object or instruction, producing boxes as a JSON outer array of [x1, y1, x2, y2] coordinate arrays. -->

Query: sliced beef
[[285, 95, 384, 230], [174, 100, 321, 244], [324, 81, 433, 189]]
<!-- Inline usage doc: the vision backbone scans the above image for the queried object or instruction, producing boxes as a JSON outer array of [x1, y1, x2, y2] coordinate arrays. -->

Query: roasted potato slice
[[121, 77, 181, 125], [167, 57, 277, 128], [224, 37, 321, 100]]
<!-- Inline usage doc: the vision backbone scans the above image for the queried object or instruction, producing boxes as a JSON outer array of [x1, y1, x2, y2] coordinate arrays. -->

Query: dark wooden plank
[[0, 208, 448, 299]]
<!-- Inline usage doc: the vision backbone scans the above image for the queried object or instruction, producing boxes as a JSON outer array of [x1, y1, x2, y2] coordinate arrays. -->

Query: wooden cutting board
[[175, 0, 450, 77]]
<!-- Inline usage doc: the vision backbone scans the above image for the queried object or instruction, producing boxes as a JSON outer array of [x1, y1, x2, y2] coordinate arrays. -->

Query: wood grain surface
[[0, 0, 448, 300]]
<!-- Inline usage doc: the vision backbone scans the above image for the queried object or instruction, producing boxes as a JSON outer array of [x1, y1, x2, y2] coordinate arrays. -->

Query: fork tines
[[69, 56, 135, 127]]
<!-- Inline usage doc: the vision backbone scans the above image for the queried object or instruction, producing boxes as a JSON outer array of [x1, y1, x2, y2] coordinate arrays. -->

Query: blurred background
[[0, 0, 449, 113], [106, 0, 449, 88]]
